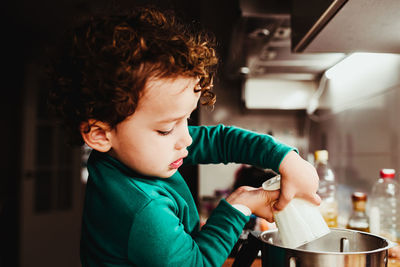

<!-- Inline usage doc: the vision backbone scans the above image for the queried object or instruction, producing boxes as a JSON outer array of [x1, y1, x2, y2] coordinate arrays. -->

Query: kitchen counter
[[222, 257, 261, 267], [223, 257, 399, 267], [389, 258, 400, 267]]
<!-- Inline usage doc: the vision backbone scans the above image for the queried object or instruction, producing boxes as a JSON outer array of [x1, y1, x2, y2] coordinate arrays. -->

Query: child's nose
[[175, 127, 192, 150]]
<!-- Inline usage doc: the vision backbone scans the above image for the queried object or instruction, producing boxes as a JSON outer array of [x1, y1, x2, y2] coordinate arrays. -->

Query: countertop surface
[[223, 257, 400, 267]]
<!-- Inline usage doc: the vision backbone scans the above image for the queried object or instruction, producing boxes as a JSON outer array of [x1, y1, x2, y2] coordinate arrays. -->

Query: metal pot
[[233, 228, 396, 267]]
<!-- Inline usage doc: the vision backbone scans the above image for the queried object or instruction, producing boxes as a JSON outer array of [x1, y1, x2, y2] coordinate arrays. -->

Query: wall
[[308, 53, 400, 222], [198, 53, 400, 226], [4, 1, 205, 266], [199, 78, 308, 197]]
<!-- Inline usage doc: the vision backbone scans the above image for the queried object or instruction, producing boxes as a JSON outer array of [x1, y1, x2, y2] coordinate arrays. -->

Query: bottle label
[[354, 201, 366, 212]]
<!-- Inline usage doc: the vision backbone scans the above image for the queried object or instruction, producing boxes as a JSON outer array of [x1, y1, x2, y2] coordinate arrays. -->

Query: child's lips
[[170, 158, 183, 169]]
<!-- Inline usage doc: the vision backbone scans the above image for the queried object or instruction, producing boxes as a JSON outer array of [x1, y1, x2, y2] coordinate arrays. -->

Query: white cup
[[262, 175, 330, 248]]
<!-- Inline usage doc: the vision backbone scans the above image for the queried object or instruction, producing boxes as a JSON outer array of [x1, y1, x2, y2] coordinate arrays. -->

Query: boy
[[48, 6, 320, 266]]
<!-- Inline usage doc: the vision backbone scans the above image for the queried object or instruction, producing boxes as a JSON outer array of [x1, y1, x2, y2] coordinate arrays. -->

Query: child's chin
[[159, 168, 178, 178]]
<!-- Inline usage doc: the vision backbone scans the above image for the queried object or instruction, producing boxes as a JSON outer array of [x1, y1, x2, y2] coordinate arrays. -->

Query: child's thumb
[[273, 190, 295, 211], [307, 193, 322, 206]]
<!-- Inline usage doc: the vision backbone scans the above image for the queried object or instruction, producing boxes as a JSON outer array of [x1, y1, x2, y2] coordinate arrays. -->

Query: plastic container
[[314, 150, 338, 227], [262, 175, 330, 249], [369, 168, 400, 243]]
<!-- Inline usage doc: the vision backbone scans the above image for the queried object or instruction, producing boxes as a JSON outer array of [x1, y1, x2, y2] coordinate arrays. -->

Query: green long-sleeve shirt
[[80, 124, 295, 266]]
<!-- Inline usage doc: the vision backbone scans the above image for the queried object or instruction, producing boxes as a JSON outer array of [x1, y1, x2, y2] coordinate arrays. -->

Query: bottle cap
[[379, 168, 395, 179], [352, 191, 367, 202], [262, 175, 281, 191], [315, 150, 328, 161]]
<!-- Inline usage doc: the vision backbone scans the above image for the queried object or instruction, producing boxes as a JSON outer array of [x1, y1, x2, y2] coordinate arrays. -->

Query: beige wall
[[199, 78, 308, 197], [199, 54, 400, 226], [308, 54, 400, 222]]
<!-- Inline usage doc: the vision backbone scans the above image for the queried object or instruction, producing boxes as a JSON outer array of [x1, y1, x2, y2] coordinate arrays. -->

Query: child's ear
[[80, 120, 112, 152]]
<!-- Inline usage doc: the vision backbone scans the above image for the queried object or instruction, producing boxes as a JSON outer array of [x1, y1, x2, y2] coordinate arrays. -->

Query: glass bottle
[[314, 150, 338, 227], [347, 192, 369, 232]]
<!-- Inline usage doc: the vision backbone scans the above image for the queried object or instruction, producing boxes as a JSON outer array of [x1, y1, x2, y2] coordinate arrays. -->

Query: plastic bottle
[[314, 150, 338, 227], [262, 175, 330, 248], [369, 168, 400, 243], [347, 192, 369, 232]]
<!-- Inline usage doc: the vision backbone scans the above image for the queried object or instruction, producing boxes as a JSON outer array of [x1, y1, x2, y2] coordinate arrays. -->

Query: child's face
[[108, 76, 201, 178]]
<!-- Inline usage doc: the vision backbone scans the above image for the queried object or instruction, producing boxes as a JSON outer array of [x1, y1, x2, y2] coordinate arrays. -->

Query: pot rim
[[259, 228, 397, 255]]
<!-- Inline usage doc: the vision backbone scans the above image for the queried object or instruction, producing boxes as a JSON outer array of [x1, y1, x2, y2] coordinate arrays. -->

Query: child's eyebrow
[[156, 106, 198, 123], [157, 115, 187, 123]]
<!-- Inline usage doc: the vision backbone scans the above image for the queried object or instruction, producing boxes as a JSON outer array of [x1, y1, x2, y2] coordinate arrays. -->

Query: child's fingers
[[264, 189, 280, 204], [273, 188, 295, 211], [252, 189, 279, 222], [293, 191, 321, 206], [267, 195, 280, 223], [258, 204, 277, 223], [308, 193, 321, 206]]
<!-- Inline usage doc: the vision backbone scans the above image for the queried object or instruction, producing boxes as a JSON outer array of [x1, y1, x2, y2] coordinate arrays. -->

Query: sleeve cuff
[[231, 204, 252, 216]]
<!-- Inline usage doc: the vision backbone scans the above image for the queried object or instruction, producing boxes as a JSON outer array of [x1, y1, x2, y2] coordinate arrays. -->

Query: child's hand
[[275, 151, 321, 211], [226, 186, 280, 222]]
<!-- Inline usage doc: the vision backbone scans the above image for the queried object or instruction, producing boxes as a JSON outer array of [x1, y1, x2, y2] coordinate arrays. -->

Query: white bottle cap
[[315, 150, 328, 161], [262, 175, 281, 191]]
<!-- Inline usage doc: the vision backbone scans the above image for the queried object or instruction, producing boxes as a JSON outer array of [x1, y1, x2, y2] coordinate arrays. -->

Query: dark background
[[1, 0, 244, 265], [1, 0, 300, 265]]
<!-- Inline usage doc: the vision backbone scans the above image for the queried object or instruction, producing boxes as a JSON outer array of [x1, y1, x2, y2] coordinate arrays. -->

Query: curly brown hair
[[48, 6, 218, 146]]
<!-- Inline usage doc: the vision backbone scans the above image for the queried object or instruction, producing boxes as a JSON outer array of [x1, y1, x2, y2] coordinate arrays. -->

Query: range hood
[[292, 0, 400, 53], [226, 5, 345, 79], [227, 0, 346, 110]]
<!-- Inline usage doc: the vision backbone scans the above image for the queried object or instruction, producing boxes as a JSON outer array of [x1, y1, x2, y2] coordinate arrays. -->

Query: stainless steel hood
[[226, 0, 346, 80], [226, 18, 345, 80], [228, 0, 400, 79], [227, 0, 346, 110], [292, 0, 400, 53]]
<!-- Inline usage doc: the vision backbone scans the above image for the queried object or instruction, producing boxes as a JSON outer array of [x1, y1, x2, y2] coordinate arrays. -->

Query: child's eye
[[157, 129, 173, 136]]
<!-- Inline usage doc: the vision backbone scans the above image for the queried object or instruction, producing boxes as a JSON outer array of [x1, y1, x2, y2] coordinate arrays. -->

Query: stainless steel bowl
[[259, 228, 395, 267], [233, 228, 396, 267]]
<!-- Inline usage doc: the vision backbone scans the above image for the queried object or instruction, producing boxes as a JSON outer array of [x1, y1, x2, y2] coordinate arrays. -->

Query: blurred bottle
[[314, 150, 338, 227], [347, 192, 369, 232], [369, 169, 400, 242]]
